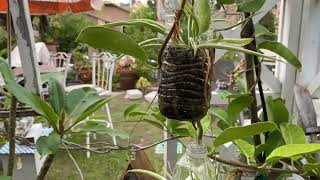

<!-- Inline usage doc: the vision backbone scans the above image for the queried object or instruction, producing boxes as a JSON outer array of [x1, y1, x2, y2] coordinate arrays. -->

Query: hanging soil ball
[[158, 46, 210, 121]]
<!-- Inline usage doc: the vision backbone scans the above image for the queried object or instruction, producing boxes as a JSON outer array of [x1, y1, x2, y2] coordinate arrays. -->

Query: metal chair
[[65, 52, 116, 158], [49, 52, 72, 87]]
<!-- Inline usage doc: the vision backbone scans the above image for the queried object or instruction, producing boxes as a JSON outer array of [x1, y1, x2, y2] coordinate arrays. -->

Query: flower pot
[[78, 68, 92, 84], [119, 70, 137, 90], [158, 46, 210, 121]]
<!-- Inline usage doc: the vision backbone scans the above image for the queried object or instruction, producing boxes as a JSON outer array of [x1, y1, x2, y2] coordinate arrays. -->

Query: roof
[[0, 128, 53, 155]]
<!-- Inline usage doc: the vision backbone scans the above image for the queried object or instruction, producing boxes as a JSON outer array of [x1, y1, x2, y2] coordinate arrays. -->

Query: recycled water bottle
[[172, 142, 221, 180], [164, 0, 180, 27]]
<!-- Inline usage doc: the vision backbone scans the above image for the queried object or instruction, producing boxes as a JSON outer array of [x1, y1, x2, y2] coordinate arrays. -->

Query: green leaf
[[235, 139, 255, 158], [128, 111, 148, 118], [0, 176, 11, 180], [48, 79, 65, 115], [103, 19, 167, 35], [41, 72, 64, 84], [258, 41, 302, 70], [280, 123, 306, 144], [263, 130, 285, 156], [235, 0, 265, 12], [77, 26, 147, 61], [227, 94, 253, 124], [124, 104, 140, 119], [303, 162, 320, 174], [209, 108, 230, 126], [197, 43, 281, 62], [220, 38, 254, 45], [0, 58, 15, 83], [213, 122, 278, 148], [266, 97, 289, 125], [76, 121, 128, 139], [219, 0, 234, 4], [255, 24, 277, 38], [66, 87, 102, 118], [195, 0, 211, 34], [267, 144, 320, 163], [5, 81, 59, 128], [141, 119, 164, 130], [127, 169, 166, 180], [36, 133, 61, 157], [72, 98, 111, 127]]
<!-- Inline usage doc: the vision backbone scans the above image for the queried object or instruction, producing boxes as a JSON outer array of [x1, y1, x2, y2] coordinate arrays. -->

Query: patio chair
[[64, 52, 117, 158], [49, 52, 72, 87]]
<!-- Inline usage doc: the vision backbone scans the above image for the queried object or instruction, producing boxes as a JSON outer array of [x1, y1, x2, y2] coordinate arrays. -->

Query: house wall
[[87, 4, 130, 24], [1, 155, 37, 180]]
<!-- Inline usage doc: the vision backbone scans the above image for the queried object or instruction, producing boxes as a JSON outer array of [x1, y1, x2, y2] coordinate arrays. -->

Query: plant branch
[[208, 155, 302, 176], [36, 154, 55, 180], [240, 12, 263, 162], [157, 0, 188, 68], [63, 143, 84, 180], [7, 96, 17, 177]]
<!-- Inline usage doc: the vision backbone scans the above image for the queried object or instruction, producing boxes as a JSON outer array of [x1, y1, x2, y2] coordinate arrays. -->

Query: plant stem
[[7, 96, 17, 177], [36, 154, 55, 180], [240, 13, 263, 162], [157, 0, 187, 68]]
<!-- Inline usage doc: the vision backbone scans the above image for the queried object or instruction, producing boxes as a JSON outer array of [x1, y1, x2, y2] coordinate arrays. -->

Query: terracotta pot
[[78, 68, 92, 84], [119, 70, 137, 90]]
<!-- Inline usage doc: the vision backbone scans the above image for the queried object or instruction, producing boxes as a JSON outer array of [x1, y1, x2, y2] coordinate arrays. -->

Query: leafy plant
[[0, 58, 128, 179]]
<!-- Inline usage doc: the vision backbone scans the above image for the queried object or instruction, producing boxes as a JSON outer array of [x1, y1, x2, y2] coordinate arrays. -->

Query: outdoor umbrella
[[0, 0, 103, 14]]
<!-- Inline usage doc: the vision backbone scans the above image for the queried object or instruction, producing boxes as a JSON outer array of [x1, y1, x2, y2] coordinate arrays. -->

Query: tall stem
[[240, 13, 263, 162], [36, 154, 55, 180], [7, 96, 17, 177]]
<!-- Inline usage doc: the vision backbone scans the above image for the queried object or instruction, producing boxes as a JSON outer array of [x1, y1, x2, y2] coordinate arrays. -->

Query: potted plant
[[116, 56, 137, 90], [72, 45, 92, 84]]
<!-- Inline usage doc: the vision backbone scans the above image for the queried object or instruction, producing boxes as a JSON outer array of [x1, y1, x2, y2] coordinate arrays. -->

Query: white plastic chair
[[65, 52, 116, 158], [49, 52, 72, 87]]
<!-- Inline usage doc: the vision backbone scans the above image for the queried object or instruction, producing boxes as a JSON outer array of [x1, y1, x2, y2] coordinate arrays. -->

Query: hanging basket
[[158, 46, 210, 121]]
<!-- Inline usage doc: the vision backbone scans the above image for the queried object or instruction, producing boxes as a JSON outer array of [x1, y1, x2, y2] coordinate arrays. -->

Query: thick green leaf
[[76, 121, 128, 139], [0, 58, 15, 83], [266, 97, 289, 125], [48, 79, 65, 115], [124, 104, 140, 119], [213, 122, 278, 147], [220, 38, 253, 45], [235, 0, 265, 12], [197, 43, 281, 62], [263, 130, 285, 156], [0, 176, 11, 180], [209, 108, 230, 126], [5, 81, 59, 127], [219, 0, 234, 4], [66, 87, 102, 118], [141, 119, 164, 130], [41, 72, 64, 84], [303, 162, 320, 174], [227, 94, 253, 124], [258, 41, 302, 70], [195, 0, 211, 34], [280, 123, 306, 144], [235, 139, 255, 157], [255, 24, 277, 38], [267, 144, 320, 163], [36, 133, 61, 157], [77, 26, 147, 61], [127, 169, 166, 180], [103, 19, 167, 35], [72, 98, 111, 127]]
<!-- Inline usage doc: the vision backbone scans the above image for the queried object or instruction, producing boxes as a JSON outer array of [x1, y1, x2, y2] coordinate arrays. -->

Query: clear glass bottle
[[172, 142, 221, 180], [164, 0, 180, 27]]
